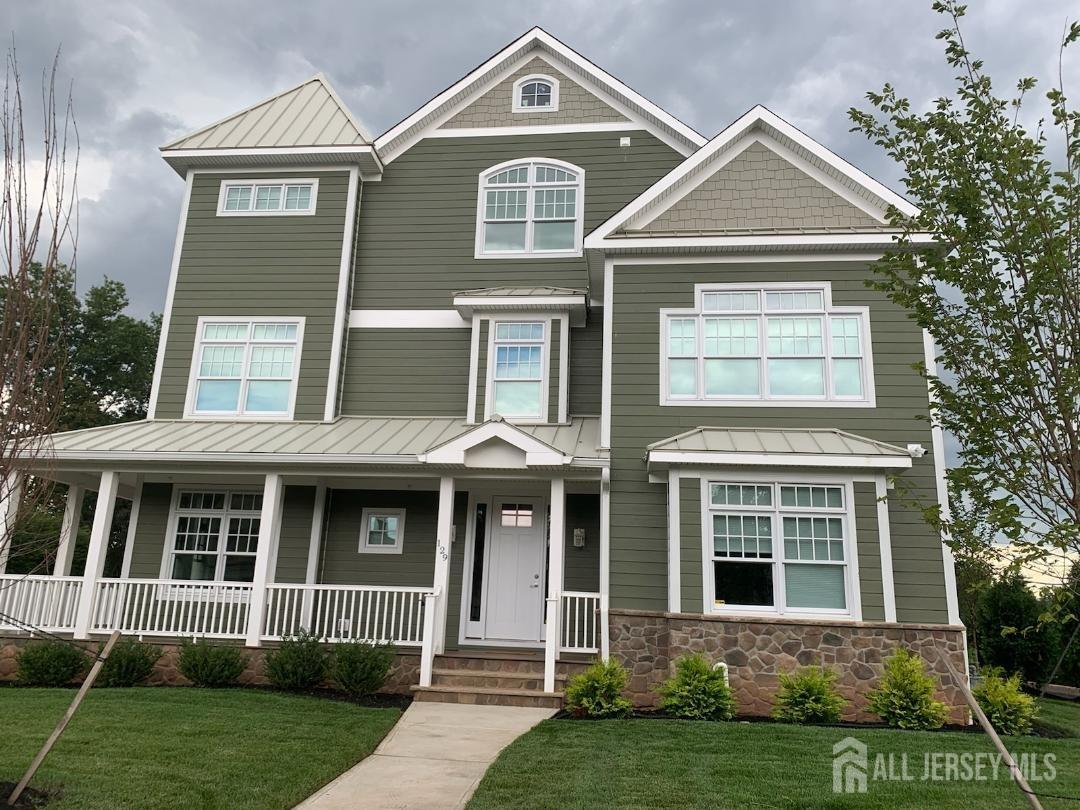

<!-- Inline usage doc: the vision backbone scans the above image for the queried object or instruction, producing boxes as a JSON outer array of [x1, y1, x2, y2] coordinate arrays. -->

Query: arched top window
[[476, 159, 584, 258], [512, 75, 560, 113]]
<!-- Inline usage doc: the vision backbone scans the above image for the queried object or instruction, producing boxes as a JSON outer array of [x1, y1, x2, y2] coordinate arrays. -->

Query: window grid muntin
[[479, 161, 582, 255], [359, 508, 406, 553], [490, 320, 546, 420], [663, 286, 871, 403], [519, 80, 553, 108], [219, 182, 316, 214], [191, 319, 301, 417], [170, 489, 263, 582], [708, 481, 850, 615]]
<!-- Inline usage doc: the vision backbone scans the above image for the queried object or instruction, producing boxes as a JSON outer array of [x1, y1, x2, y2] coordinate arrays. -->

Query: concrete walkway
[[297, 702, 555, 809]]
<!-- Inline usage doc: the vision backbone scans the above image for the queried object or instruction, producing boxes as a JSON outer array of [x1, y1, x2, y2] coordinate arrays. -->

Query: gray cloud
[[3, 0, 1077, 318]]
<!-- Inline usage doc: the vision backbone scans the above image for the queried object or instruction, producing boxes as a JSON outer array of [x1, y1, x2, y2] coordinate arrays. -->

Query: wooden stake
[[7, 631, 121, 807]]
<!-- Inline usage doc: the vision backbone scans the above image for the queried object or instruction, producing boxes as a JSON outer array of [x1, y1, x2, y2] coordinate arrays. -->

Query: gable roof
[[373, 27, 707, 163], [160, 74, 381, 176], [585, 105, 925, 252]]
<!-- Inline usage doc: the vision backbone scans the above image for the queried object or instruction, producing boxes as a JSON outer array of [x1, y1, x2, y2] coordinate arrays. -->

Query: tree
[[0, 46, 78, 572], [975, 571, 1061, 684], [848, 3, 1080, 609]]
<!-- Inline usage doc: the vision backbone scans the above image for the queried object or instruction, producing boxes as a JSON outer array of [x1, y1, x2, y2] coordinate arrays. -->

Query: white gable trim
[[585, 105, 920, 248], [374, 28, 706, 163], [419, 420, 571, 467]]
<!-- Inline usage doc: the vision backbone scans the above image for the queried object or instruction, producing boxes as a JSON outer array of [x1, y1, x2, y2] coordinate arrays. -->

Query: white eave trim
[[161, 145, 383, 177], [646, 450, 914, 471], [453, 294, 586, 318], [585, 232, 937, 251]]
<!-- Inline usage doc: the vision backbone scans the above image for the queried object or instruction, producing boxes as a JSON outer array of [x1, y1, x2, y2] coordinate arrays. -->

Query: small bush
[[264, 631, 328, 691], [772, 665, 846, 724], [98, 638, 162, 687], [658, 654, 736, 721], [974, 668, 1037, 736], [867, 648, 949, 730], [178, 638, 247, 687], [16, 641, 89, 686], [564, 658, 634, 718], [332, 640, 395, 698]]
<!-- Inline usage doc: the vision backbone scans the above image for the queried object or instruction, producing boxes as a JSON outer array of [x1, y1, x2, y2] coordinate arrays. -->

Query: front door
[[483, 498, 546, 642]]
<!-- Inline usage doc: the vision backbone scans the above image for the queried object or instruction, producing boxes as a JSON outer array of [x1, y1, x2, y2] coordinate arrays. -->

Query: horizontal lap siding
[[564, 494, 601, 593], [340, 328, 471, 416], [854, 481, 885, 621], [569, 308, 603, 415], [275, 486, 316, 584], [129, 483, 172, 578], [610, 262, 948, 623], [549, 319, 561, 422], [679, 477, 703, 613], [155, 170, 349, 420]]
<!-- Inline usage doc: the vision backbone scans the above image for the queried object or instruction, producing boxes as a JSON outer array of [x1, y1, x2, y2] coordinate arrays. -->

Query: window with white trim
[[359, 508, 406, 554], [662, 285, 873, 405], [187, 318, 303, 418], [489, 321, 546, 420], [168, 490, 263, 581], [512, 75, 559, 112], [708, 481, 852, 616], [476, 160, 583, 256], [217, 180, 318, 215]]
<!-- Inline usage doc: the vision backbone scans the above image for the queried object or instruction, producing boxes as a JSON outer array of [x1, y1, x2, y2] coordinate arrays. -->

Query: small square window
[[359, 509, 406, 554]]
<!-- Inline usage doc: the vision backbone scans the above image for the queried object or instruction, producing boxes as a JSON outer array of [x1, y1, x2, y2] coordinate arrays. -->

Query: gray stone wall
[[608, 609, 968, 723]]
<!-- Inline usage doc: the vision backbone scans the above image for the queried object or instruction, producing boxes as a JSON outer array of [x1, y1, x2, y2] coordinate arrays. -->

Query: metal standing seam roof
[[162, 74, 372, 151], [647, 427, 912, 457], [41, 416, 605, 464], [453, 287, 586, 298]]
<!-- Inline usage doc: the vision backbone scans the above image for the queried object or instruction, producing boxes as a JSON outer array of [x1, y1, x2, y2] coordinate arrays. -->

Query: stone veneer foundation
[[0, 636, 420, 693], [608, 609, 969, 723]]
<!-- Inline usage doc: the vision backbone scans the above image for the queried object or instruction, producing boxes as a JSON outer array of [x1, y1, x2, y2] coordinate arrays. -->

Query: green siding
[[854, 482, 885, 621], [474, 320, 488, 422], [548, 318, 561, 422], [569, 308, 603, 415], [679, 476, 703, 614], [340, 328, 471, 416], [128, 483, 172, 578], [275, 486, 316, 584], [563, 494, 601, 593], [155, 170, 350, 420], [609, 261, 948, 624], [350, 131, 683, 310]]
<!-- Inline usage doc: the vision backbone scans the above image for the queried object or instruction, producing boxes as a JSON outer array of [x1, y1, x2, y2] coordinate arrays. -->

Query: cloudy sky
[[4, 0, 1077, 317]]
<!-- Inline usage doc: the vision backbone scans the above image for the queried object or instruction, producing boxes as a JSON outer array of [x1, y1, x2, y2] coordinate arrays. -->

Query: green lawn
[[469, 714, 1080, 809], [1036, 697, 1080, 738], [0, 687, 400, 809]]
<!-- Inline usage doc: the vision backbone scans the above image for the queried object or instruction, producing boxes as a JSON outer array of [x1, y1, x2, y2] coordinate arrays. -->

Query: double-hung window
[[476, 160, 583, 257], [708, 481, 852, 616], [662, 284, 873, 405], [217, 179, 318, 215], [168, 490, 263, 582], [187, 318, 304, 418], [489, 321, 546, 420]]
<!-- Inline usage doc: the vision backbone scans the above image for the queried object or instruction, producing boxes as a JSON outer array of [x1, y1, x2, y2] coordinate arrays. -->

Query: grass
[[469, 715, 1080, 809], [1036, 697, 1080, 738], [0, 687, 401, 809]]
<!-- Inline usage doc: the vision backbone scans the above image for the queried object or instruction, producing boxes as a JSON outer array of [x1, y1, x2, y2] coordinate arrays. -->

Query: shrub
[[98, 638, 162, 687], [973, 668, 1037, 736], [332, 640, 394, 698], [264, 631, 328, 691], [867, 648, 949, 730], [658, 654, 736, 721], [564, 658, 634, 719], [16, 641, 89, 686], [975, 571, 1061, 684], [772, 665, 846, 724], [177, 638, 247, 687]]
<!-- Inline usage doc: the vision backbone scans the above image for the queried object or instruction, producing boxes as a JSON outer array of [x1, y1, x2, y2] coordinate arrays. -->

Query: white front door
[[483, 498, 546, 642]]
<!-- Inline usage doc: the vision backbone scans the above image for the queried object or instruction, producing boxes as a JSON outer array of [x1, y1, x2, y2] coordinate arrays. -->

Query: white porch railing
[[92, 579, 254, 638], [560, 591, 601, 654], [0, 575, 83, 633], [263, 583, 433, 645]]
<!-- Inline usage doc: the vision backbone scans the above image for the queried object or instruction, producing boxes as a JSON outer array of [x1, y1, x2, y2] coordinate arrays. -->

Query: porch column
[[0, 471, 24, 574], [300, 483, 327, 631], [54, 485, 85, 577], [422, 476, 454, 687], [599, 467, 611, 660], [544, 477, 565, 693], [73, 471, 120, 639], [244, 474, 284, 647]]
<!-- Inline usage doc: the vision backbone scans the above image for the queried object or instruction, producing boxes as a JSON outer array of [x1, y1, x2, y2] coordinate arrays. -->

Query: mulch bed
[[0, 782, 56, 809]]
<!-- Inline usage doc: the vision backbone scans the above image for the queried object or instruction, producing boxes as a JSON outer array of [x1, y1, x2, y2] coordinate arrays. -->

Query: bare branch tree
[[0, 44, 78, 573]]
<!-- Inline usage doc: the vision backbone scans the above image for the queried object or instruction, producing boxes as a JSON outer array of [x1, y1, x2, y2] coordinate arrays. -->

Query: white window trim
[[483, 315, 552, 425], [159, 487, 263, 586], [699, 474, 863, 621], [474, 158, 584, 259], [659, 281, 876, 408], [183, 316, 306, 421], [511, 74, 560, 113], [359, 508, 406, 555], [216, 178, 319, 217]]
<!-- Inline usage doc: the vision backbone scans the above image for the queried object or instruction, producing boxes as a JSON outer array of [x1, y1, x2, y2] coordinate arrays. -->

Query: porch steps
[[410, 652, 590, 709]]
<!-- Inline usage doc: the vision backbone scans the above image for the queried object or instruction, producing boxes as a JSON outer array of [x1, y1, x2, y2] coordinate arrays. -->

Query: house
[[0, 28, 966, 717]]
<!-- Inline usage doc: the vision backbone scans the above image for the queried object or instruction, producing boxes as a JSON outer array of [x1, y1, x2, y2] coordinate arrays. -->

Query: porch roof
[[35, 416, 606, 471], [646, 427, 917, 471]]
